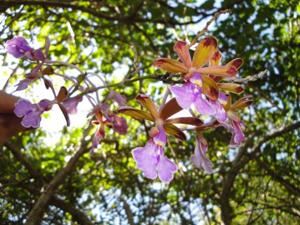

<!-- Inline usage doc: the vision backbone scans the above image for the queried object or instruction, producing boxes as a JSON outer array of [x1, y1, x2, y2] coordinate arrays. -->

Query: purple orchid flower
[[5, 37, 33, 58], [191, 135, 213, 174], [6, 36, 46, 61], [132, 126, 178, 183], [14, 99, 53, 128]]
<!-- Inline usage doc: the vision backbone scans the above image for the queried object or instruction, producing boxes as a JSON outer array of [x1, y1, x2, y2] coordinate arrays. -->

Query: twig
[[189, 9, 231, 47], [233, 70, 268, 84], [2, 64, 19, 91]]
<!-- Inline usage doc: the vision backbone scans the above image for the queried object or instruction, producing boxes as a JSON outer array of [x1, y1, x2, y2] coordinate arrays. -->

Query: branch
[[256, 159, 300, 197], [220, 121, 300, 225], [25, 127, 91, 225], [120, 196, 135, 225], [5, 141, 94, 225], [189, 9, 230, 47]]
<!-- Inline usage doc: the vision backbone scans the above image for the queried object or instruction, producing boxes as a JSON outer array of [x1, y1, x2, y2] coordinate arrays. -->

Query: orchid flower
[[6, 36, 48, 61], [154, 37, 244, 120], [14, 99, 54, 128], [221, 95, 253, 146], [119, 94, 203, 182], [91, 92, 128, 148], [191, 134, 213, 174], [6, 37, 52, 91]]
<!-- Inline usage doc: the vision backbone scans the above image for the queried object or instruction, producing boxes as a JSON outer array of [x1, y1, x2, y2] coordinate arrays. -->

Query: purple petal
[[210, 100, 227, 122], [218, 92, 228, 105], [194, 95, 215, 115], [111, 115, 128, 134], [5, 36, 32, 58], [38, 99, 53, 111], [32, 48, 45, 61], [92, 127, 105, 148], [191, 136, 213, 174], [14, 99, 35, 117], [230, 120, 245, 146], [108, 90, 127, 106], [62, 96, 83, 114], [156, 154, 178, 183], [153, 126, 167, 146], [170, 82, 197, 109], [132, 141, 159, 180], [15, 79, 33, 91], [189, 72, 203, 86], [21, 111, 42, 128]]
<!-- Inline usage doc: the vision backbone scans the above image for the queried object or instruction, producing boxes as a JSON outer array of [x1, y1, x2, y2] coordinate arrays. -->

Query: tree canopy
[[0, 0, 299, 224]]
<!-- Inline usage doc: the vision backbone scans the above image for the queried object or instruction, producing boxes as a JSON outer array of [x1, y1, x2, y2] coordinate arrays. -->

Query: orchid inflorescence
[[5, 35, 252, 183]]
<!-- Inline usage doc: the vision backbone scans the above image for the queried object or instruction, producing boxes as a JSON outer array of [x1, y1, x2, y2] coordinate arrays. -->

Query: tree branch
[[220, 121, 300, 224], [24, 127, 92, 225], [5, 141, 94, 225]]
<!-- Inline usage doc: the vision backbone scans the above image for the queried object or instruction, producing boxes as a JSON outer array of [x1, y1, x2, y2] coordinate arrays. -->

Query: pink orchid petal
[[157, 154, 178, 183], [170, 82, 196, 109], [132, 141, 159, 180]]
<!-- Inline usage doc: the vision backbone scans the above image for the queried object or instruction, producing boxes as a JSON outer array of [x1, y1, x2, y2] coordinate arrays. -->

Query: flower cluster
[[5, 35, 252, 183]]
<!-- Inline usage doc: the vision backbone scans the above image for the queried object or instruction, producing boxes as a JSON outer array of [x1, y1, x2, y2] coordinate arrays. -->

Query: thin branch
[[25, 127, 92, 225], [4, 141, 94, 225], [189, 9, 231, 47], [220, 120, 300, 225]]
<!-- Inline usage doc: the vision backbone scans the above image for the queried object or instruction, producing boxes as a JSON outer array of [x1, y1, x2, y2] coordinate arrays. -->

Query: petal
[[192, 36, 218, 68], [132, 141, 159, 180], [170, 82, 197, 109], [173, 40, 192, 67], [191, 136, 213, 174], [164, 123, 186, 141], [14, 99, 34, 117], [118, 106, 154, 121], [202, 76, 219, 100], [194, 95, 215, 115], [209, 50, 222, 66], [197, 66, 236, 77], [218, 83, 244, 94], [159, 98, 183, 120], [62, 96, 83, 114], [210, 101, 227, 122], [153, 126, 167, 146], [231, 96, 253, 110], [92, 126, 105, 148], [56, 87, 68, 103], [111, 116, 128, 134], [15, 79, 33, 91], [165, 117, 203, 126], [230, 120, 245, 146], [157, 155, 178, 183], [136, 94, 159, 120], [21, 111, 42, 128], [108, 90, 127, 106], [153, 58, 188, 73]]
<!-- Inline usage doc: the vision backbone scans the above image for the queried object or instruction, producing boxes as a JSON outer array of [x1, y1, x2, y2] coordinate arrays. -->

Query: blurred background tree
[[0, 0, 299, 224]]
